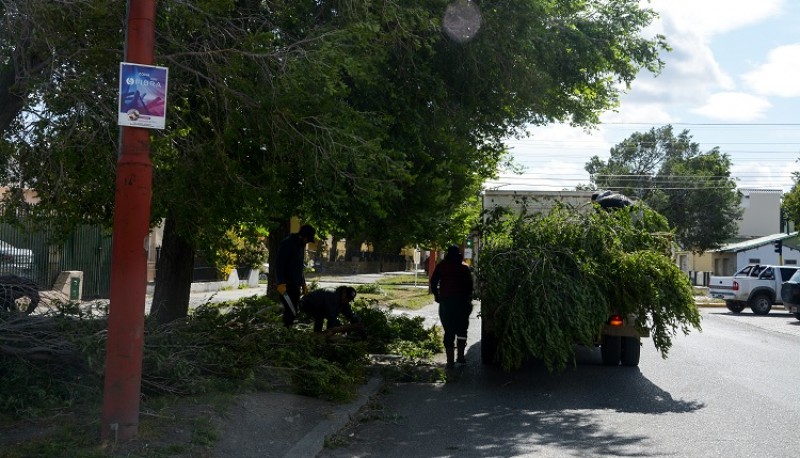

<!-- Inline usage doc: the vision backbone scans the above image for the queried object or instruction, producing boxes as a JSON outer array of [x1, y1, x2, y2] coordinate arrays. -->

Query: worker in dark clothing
[[300, 285, 362, 334], [430, 245, 474, 368], [275, 224, 316, 327]]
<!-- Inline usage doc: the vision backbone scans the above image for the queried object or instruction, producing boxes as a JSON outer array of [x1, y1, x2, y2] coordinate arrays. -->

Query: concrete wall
[[481, 190, 596, 216], [315, 260, 406, 275], [738, 189, 782, 238]]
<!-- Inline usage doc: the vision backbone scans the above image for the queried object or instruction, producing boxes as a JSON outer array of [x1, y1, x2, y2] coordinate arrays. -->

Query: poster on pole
[[118, 62, 169, 129]]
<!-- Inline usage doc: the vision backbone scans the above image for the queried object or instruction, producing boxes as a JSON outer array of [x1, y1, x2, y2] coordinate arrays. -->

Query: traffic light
[[773, 239, 783, 253], [466, 237, 473, 249]]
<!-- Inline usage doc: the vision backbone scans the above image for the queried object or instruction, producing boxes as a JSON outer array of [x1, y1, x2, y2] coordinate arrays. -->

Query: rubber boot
[[445, 346, 455, 369], [456, 341, 467, 364]]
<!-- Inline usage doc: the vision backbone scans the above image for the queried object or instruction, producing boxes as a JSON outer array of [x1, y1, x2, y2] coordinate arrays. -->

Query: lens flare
[[443, 0, 482, 43]]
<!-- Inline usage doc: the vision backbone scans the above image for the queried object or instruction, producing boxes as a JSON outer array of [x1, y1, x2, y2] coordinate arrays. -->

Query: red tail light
[[733, 281, 739, 291], [608, 314, 624, 326]]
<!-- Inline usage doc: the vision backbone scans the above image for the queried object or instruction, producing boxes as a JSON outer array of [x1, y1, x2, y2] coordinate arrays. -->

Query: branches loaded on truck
[[476, 190, 701, 372]]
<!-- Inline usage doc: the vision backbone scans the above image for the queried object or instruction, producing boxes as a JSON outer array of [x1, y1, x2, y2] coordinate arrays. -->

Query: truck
[[708, 264, 799, 315], [480, 307, 646, 367], [477, 190, 653, 368]]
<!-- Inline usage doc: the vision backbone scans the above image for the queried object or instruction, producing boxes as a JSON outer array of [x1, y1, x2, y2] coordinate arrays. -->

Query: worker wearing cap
[[300, 285, 362, 333], [275, 224, 316, 327], [430, 245, 474, 368]]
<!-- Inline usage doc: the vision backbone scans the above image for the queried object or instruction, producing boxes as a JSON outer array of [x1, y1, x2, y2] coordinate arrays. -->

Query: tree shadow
[[330, 342, 704, 458], [460, 343, 703, 415], [708, 309, 794, 318]]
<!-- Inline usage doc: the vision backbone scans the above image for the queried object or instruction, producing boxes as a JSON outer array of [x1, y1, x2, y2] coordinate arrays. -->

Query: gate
[[0, 224, 112, 299]]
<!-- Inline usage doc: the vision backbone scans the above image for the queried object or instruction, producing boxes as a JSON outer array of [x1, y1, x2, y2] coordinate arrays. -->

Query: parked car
[[780, 270, 800, 321], [0, 240, 34, 273], [708, 264, 800, 315]]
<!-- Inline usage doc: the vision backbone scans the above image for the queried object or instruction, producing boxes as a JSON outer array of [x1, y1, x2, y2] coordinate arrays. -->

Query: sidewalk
[[210, 376, 385, 458]]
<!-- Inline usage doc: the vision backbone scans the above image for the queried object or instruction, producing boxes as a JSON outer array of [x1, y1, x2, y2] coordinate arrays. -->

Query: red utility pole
[[428, 248, 438, 279], [101, 0, 156, 442]]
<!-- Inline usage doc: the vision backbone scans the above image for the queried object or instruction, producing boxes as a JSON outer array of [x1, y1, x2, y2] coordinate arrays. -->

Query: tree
[[782, 172, 800, 227], [1, 0, 668, 322], [585, 125, 742, 252]]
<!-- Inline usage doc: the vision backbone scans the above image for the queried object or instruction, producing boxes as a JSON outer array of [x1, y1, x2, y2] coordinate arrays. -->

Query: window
[[786, 259, 797, 265], [748, 258, 761, 264], [780, 267, 799, 281]]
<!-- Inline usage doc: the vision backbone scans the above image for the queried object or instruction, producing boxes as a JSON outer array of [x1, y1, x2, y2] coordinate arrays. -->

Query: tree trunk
[[0, 65, 25, 134], [329, 236, 339, 262], [150, 217, 195, 324], [345, 239, 362, 262], [266, 219, 290, 292]]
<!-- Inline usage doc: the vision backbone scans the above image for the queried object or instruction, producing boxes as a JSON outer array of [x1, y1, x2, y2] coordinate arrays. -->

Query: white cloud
[[690, 92, 772, 121], [730, 160, 798, 193], [601, 101, 674, 125], [742, 44, 800, 97], [631, 2, 748, 110], [648, 0, 785, 38]]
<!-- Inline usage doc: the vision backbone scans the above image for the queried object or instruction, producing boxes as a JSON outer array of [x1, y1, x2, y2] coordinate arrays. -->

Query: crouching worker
[[300, 285, 364, 336]]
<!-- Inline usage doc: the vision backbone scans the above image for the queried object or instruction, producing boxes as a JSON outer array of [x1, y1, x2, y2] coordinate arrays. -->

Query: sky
[[487, 0, 800, 193]]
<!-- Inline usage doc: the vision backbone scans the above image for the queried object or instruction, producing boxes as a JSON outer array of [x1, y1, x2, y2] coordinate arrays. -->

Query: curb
[[283, 376, 383, 458]]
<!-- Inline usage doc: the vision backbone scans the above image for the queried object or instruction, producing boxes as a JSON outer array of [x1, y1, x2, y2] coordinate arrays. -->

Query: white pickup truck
[[708, 264, 800, 315]]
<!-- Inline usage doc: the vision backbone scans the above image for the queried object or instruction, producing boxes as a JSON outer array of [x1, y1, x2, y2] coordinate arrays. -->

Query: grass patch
[[375, 274, 427, 286], [357, 284, 433, 310]]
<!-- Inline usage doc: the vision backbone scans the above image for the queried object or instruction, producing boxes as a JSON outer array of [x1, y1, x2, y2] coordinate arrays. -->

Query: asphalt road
[[318, 306, 800, 458]]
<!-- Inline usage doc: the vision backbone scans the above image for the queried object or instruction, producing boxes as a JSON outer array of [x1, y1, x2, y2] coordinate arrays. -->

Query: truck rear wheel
[[748, 293, 772, 315], [601, 335, 622, 366], [725, 301, 745, 313], [480, 326, 498, 365], [620, 336, 641, 367]]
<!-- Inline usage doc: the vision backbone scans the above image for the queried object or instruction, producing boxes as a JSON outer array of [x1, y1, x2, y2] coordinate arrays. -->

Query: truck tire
[[480, 326, 498, 365], [794, 312, 800, 321], [601, 335, 622, 366], [725, 300, 745, 313], [748, 293, 772, 315], [620, 336, 641, 367]]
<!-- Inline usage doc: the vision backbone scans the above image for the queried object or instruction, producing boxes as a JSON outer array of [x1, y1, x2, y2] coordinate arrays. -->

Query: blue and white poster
[[118, 62, 169, 129]]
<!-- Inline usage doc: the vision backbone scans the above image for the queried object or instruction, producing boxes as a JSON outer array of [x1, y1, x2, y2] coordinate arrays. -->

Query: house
[[675, 188, 795, 283], [709, 232, 798, 275]]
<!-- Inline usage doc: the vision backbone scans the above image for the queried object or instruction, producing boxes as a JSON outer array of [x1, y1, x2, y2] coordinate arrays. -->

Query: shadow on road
[[707, 310, 794, 318], [322, 340, 703, 458], [459, 342, 704, 415]]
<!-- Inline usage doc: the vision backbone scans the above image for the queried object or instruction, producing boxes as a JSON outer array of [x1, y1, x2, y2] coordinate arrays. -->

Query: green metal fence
[[0, 224, 112, 299]]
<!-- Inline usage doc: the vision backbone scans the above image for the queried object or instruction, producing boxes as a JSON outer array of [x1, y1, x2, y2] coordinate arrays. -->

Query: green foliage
[[477, 203, 701, 372], [1, 0, 668, 321], [585, 125, 742, 252], [348, 299, 442, 360], [355, 283, 384, 295], [205, 227, 269, 277], [783, 172, 800, 227], [0, 314, 106, 417]]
